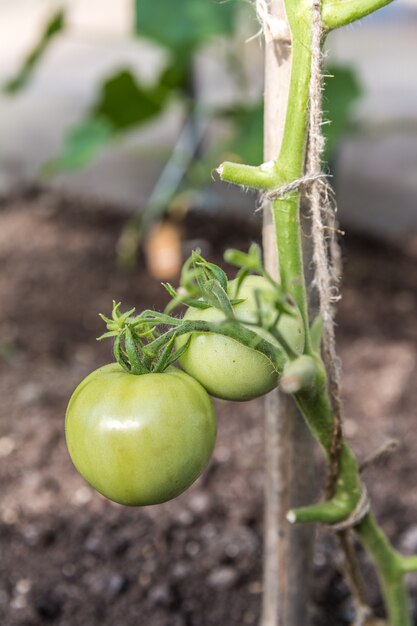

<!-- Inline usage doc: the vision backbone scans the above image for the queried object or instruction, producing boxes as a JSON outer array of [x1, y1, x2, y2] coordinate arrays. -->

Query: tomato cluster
[[66, 267, 302, 506], [177, 275, 304, 401]]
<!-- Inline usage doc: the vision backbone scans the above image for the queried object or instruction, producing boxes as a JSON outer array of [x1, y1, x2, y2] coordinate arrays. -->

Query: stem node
[[217, 160, 278, 190]]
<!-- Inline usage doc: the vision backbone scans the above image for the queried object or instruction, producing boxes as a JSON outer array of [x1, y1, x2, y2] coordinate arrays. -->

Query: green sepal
[[152, 334, 176, 373], [124, 327, 149, 375], [162, 282, 178, 299], [99, 302, 136, 335], [202, 280, 234, 317], [252, 288, 264, 327], [224, 243, 263, 273], [98, 312, 113, 326], [231, 269, 250, 297], [113, 335, 131, 373], [163, 283, 211, 314], [137, 310, 182, 327], [96, 330, 119, 341], [179, 255, 202, 297], [192, 251, 228, 292], [166, 336, 192, 368], [203, 262, 228, 292], [185, 299, 212, 310]]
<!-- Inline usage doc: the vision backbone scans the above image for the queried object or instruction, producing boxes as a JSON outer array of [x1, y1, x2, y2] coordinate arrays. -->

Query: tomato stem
[[218, 0, 413, 621]]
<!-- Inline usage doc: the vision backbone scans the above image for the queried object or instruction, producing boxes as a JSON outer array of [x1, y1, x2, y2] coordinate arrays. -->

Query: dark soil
[[1, 192, 417, 626]]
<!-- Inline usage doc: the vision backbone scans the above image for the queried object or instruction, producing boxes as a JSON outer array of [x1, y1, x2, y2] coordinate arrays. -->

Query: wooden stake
[[261, 1, 315, 624]]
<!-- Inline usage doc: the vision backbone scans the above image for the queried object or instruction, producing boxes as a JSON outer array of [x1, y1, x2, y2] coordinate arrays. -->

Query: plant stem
[[224, 0, 415, 626], [272, 3, 415, 621], [322, 0, 395, 31], [270, 1, 315, 352], [356, 513, 413, 626], [220, 0, 416, 623]]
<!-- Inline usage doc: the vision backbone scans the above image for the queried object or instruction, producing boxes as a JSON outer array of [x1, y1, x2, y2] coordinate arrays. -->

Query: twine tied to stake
[[307, 0, 345, 502], [258, 1, 344, 489], [255, 0, 291, 43], [262, 172, 328, 201]]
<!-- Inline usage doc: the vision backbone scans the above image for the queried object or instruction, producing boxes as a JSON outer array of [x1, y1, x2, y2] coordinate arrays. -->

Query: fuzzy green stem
[[269, 1, 315, 353], [322, 0, 395, 31], [289, 362, 363, 524], [146, 319, 288, 375], [218, 161, 278, 190], [355, 513, 413, 626]]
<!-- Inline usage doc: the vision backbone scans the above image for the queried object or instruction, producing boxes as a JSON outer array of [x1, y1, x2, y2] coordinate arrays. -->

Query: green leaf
[[43, 68, 172, 174], [224, 65, 361, 166], [223, 102, 264, 166], [134, 0, 239, 58], [4, 9, 65, 94], [158, 62, 189, 93], [323, 65, 362, 161], [43, 118, 113, 175], [92, 69, 167, 131]]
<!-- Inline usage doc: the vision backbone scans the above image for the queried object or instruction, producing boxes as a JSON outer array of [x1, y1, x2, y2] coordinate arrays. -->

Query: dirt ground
[[0, 192, 417, 626]]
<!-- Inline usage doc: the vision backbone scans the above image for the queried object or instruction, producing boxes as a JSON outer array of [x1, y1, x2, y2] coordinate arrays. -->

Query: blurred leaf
[[323, 65, 362, 160], [92, 69, 168, 130], [158, 62, 189, 93], [134, 0, 239, 59], [44, 66, 182, 175], [4, 9, 65, 94], [223, 65, 361, 166], [226, 102, 264, 165], [42, 119, 113, 175]]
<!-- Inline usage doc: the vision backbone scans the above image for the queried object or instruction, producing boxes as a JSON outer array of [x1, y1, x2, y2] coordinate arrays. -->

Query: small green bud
[[280, 355, 317, 394]]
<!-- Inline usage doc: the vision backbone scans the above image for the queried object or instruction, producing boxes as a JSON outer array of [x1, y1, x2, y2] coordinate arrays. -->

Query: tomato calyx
[[166, 245, 302, 359], [98, 302, 189, 375], [98, 246, 307, 378], [98, 302, 288, 377]]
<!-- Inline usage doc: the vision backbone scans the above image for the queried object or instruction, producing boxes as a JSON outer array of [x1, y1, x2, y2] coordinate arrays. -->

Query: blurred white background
[[0, 0, 416, 243]]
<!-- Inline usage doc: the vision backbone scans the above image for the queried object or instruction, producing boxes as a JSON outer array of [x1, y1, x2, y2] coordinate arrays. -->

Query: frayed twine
[[260, 172, 329, 202], [254, 0, 291, 44], [331, 484, 371, 532]]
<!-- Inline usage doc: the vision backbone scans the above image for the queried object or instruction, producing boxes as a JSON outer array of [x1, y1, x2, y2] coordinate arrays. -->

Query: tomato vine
[[64, 0, 417, 623]]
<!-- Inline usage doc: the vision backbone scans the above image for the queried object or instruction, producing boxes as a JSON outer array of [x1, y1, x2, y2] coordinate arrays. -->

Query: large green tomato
[[65, 364, 217, 506], [176, 275, 305, 402]]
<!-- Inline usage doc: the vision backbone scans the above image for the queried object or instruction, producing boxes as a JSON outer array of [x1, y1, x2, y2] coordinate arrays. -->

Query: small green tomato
[[176, 275, 305, 401]]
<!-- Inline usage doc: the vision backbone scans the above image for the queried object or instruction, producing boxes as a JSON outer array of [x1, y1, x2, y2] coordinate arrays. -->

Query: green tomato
[[176, 275, 304, 402], [65, 364, 217, 506], [228, 275, 305, 354]]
